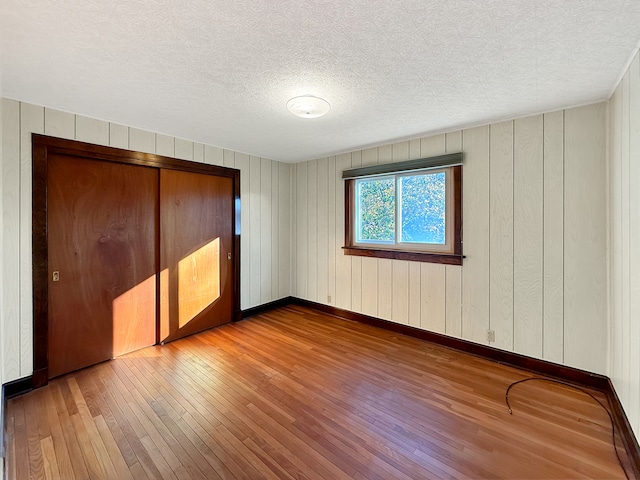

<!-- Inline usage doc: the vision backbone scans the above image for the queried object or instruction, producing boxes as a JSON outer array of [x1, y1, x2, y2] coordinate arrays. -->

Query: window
[[343, 154, 462, 265]]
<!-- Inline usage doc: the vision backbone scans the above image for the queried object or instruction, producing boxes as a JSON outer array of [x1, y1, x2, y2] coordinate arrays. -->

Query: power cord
[[505, 377, 628, 480]]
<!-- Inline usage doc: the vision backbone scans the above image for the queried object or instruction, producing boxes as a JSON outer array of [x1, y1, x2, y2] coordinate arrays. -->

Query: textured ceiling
[[1, 1, 640, 162]]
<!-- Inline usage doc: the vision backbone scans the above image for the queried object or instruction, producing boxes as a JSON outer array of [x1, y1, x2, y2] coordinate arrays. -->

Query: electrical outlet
[[486, 329, 495, 343], [327, 295, 332, 303]]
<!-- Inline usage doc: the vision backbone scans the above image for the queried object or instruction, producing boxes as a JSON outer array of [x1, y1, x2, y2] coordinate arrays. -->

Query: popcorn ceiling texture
[[1, 0, 639, 162]]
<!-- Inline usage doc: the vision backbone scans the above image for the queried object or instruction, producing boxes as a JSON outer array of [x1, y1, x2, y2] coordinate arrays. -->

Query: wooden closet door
[[48, 154, 157, 378], [160, 169, 234, 343]]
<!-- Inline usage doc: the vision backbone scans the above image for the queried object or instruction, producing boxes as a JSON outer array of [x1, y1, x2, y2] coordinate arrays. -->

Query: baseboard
[[3, 376, 33, 400], [241, 296, 294, 319], [290, 297, 610, 390], [252, 296, 639, 476], [606, 379, 640, 478], [4, 297, 638, 475]]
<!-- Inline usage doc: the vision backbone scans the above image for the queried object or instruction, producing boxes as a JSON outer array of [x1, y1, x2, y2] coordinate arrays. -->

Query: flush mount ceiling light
[[286, 95, 330, 118]]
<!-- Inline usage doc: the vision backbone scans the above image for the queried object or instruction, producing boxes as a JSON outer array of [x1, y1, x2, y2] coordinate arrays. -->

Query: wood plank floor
[[4, 305, 630, 479]]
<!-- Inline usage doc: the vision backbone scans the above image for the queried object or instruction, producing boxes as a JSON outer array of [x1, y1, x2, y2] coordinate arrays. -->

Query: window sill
[[342, 246, 463, 265]]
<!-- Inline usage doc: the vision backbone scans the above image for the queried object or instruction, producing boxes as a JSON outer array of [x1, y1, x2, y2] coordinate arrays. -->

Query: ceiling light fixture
[[286, 95, 330, 118]]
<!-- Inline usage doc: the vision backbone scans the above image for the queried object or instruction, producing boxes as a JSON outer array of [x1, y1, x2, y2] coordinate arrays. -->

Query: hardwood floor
[[4, 305, 630, 479]]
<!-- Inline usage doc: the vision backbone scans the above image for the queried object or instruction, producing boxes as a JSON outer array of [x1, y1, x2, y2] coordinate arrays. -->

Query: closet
[[33, 135, 240, 384]]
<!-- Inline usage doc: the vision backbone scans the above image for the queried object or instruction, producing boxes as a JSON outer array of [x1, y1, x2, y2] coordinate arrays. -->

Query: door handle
[[227, 253, 232, 260]]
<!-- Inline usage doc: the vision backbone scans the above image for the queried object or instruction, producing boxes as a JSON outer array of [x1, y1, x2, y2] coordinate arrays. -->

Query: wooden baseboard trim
[[606, 379, 640, 478], [241, 296, 294, 319], [290, 297, 609, 389], [3, 376, 34, 400], [284, 297, 639, 476]]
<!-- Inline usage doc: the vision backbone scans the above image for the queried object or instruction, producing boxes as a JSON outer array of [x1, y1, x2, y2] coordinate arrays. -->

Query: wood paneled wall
[[292, 103, 607, 376], [0, 99, 292, 383], [610, 50, 640, 439]]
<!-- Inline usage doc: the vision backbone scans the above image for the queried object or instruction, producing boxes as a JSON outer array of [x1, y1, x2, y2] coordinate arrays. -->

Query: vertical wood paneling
[[19, 103, 44, 376], [409, 139, 421, 159], [174, 138, 193, 161], [296, 163, 308, 299], [611, 84, 624, 401], [408, 259, 421, 327], [223, 149, 235, 168], [610, 53, 640, 438], [271, 160, 280, 298], [445, 131, 462, 336], [155, 134, 174, 157], [204, 145, 223, 166], [249, 155, 261, 306], [514, 116, 544, 358], [335, 153, 351, 309], [445, 266, 462, 337], [421, 134, 446, 157], [392, 141, 409, 162], [235, 153, 251, 310], [377, 260, 392, 321], [378, 145, 392, 163], [2, 99, 21, 381], [109, 123, 129, 149], [446, 131, 462, 153], [392, 261, 409, 325], [361, 148, 378, 166], [543, 110, 565, 364], [193, 143, 204, 163], [564, 103, 607, 374], [489, 121, 514, 351], [75, 116, 109, 146], [408, 262, 421, 327], [307, 160, 318, 302], [361, 258, 378, 317], [420, 264, 445, 333], [291, 167, 297, 299], [317, 158, 329, 304], [350, 151, 362, 313], [327, 157, 336, 305], [628, 54, 640, 433], [44, 108, 74, 139], [621, 72, 631, 404], [129, 128, 155, 154], [260, 158, 272, 303], [279, 163, 291, 298], [461, 126, 490, 345]]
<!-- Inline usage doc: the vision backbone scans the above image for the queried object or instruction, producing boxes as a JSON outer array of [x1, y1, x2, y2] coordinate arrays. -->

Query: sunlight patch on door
[[112, 275, 156, 357], [178, 238, 221, 328]]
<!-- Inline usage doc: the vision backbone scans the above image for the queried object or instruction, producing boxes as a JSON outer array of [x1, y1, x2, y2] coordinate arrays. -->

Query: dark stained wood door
[[160, 169, 235, 343], [48, 154, 157, 378]]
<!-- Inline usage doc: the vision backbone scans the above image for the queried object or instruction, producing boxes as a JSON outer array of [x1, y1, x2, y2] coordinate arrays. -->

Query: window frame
[[343, 156, 462, 265]]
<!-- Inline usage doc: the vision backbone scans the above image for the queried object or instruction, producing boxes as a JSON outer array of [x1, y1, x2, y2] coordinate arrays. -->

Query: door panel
[[160, 169, 234, 342], [48, 154, 157, 378]]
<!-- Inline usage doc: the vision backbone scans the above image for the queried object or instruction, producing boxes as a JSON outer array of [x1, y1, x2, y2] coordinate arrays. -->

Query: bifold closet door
[[160, 169, 235, 343], [48, 154, 157, 378]]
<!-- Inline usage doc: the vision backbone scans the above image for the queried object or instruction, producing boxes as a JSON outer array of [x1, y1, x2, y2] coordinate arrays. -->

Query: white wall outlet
[[327, 295, 332, 303], [487, 329, 495, 343]]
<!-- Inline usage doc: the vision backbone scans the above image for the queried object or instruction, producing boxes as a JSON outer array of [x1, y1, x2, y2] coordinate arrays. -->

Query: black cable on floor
[[505, 377, 628, 480]]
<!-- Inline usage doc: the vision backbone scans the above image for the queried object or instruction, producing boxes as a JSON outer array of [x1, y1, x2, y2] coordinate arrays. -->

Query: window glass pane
[[356, 177, 395, 243], [398, 172, 446, 244]]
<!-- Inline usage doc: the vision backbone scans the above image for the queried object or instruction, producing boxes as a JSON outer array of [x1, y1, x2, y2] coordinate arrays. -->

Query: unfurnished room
[[1, 1, 640, 479]]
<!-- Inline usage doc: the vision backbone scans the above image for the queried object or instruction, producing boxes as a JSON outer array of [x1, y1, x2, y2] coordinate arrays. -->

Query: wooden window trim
[[343, 165, 462, 266]]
